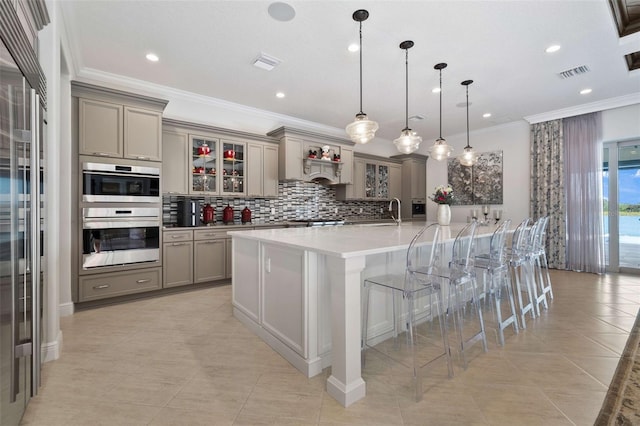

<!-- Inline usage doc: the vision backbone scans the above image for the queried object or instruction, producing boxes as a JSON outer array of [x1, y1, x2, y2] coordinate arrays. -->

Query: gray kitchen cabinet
[[226, 238, 232, 279], [221, 140, 246, 196], [389, 164, 402, 200], [335, 155, 402, 201], [73, 82, 168, 161], [391, 154, 428, 219], [278, 136, 304, 181], [78, 267, 162, 302], [193, 229, 227, 283], [78, 98, 123, 158], [163, 230, 193, 287], [162, 130, 189, 194], [124, 106, 163, 161], [190, 134, 220, 194], [247, 142, 279, 197], [339, 147, 354, 184]]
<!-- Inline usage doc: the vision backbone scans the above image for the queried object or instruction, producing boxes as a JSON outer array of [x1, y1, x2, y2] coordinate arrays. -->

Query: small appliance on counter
[[241, 206, 252, 224], [202, 203, 215, 225], [223, 204, 234, 224], [177, 199, 201, 227]]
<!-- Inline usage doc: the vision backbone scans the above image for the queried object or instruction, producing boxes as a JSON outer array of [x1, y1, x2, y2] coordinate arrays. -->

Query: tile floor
[[21, 270, 640, 425]]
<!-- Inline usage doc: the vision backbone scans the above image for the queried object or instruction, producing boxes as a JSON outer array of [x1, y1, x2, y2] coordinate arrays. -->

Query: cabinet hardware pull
[[93, 284, 110, 289], [172, 242, 186, 246], [92, 152, 111, 156], [135, 156, 149, 160], [136, 279, 150, 284], [171, 235, 182, 238]]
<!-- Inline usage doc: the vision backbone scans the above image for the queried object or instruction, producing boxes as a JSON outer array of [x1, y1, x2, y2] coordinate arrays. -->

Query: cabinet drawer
[[194, 229, 228, 240], [79, 268, 162, 302], [163, 229, 193, 242]]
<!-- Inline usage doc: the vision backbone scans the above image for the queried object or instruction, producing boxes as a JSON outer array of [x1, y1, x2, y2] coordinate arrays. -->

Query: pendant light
[[429, 63, 454, 161], [345, 9, 379, 145], [393, 40, 421, 154], [459, 79, 478, 167]]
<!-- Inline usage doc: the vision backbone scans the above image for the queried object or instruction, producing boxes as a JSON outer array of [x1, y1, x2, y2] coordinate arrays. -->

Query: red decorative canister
[[241, 206, 252, 224], [198, 142, 211, 156], [202, 203, 215, 224], [223, 204, 234, 224]]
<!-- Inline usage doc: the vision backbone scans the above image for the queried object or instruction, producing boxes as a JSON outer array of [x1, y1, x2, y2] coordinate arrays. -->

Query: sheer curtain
[[530, 119, 566, 269], [563, 112, 605, 273]]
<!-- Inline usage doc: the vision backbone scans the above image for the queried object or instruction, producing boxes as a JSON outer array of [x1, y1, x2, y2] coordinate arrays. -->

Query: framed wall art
[[447, 150, 503, 205]]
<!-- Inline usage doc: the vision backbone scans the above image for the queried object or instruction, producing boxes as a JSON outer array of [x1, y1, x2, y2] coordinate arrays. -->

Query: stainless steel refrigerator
[[0, 37, 44, 425]]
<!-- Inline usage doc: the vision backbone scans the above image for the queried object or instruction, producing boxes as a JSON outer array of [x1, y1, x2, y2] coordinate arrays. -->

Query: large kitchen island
[[230, 222, 498, 407]]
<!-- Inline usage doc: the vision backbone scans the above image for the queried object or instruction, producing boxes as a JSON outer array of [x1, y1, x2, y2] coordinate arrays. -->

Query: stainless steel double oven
[[80, 162, 161, 270]]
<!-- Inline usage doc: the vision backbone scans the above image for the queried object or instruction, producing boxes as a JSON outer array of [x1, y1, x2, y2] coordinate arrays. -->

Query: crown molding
[[524, 93, 640, 124], [74, 67, 349, 138]]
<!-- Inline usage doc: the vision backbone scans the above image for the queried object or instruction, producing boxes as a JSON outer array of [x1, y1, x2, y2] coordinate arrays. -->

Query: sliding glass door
[[603, 141, 640, 273]]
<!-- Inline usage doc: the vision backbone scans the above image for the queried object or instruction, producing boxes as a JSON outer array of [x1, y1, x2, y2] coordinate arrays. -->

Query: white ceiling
[[59, 0, 640, 144]]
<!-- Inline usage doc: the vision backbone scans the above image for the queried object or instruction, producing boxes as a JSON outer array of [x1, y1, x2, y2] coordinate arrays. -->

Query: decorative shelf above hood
[[303, 158, 343, 182]]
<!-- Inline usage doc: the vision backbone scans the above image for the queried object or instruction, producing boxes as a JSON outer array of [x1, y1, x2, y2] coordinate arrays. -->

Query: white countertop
[[229, 222, 502, 258]]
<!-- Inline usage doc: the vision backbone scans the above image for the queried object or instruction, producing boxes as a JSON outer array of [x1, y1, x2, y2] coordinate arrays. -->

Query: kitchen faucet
[[389, 198, 401, 225]]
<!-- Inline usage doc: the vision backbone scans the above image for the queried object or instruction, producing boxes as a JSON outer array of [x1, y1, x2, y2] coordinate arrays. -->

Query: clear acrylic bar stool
[[507, 218, 537, 329], [474, 219, 519, 346], [434, 221, 488, 369], [532, 216, 554, 302], [362, 223, 453, 402]]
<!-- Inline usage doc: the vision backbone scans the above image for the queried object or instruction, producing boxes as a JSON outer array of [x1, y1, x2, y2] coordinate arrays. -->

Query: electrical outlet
[[271, 207, 275, 215], [359, 208, 363, 214], [334, 207, 338, 214]]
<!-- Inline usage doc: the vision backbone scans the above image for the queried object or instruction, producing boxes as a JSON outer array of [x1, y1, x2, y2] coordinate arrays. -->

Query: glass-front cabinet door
[[377, 164, 389, 198], [365, 163, 376, 198], [364, 162, 390, 199], [190, 135, 218, 194], [221, 141, 245, 195]]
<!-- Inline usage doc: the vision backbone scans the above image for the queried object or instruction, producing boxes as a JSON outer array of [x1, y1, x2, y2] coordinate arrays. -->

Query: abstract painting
[[447, 150, 503, 205]]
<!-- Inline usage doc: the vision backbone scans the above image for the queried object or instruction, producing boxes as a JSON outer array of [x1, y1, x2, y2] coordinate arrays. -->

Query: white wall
[[425, 120, 531, 224], [601, 104, 640, 142]]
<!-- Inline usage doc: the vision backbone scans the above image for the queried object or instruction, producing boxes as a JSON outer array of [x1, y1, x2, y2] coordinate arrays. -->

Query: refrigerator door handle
[[30, 89, 41, 395]]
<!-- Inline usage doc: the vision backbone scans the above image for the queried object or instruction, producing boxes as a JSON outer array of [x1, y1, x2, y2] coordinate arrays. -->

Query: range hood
[[303, 157, 343, 184]]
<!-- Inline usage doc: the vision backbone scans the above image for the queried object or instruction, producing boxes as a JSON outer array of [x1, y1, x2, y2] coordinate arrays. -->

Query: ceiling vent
[[253, 53, 281, 71], [557, 65, 590, 79]]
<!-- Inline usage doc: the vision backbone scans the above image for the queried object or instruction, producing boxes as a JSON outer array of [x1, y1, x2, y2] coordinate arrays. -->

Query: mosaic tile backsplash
[[163, 181, 391, 226]]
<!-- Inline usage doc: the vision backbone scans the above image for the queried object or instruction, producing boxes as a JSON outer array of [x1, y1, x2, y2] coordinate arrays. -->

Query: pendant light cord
[[404, 47, 409, 131], [358, 21, 363, 115], [466, 85, 470, 148], [439, 69, 443, 140]]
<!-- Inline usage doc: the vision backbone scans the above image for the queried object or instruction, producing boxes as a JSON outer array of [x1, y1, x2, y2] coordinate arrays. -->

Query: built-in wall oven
[[82, 207, 160, 269], [82, 162, 160, 203], [412, 198, 426, 219]]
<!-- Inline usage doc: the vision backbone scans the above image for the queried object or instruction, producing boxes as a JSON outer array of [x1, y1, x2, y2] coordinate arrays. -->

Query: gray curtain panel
[[563, 112, 605, 274], [530, 119, 566, 269]]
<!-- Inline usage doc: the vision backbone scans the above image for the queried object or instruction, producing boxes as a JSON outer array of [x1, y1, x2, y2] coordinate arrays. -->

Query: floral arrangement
[[429, 184, 454, 205]]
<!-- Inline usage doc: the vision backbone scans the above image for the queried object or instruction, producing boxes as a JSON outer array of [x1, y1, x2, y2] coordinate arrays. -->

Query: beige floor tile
[[19, 271, 640, 425]]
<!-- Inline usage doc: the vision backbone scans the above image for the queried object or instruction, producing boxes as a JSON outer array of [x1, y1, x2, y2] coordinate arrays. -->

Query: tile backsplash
[[163, 181, 391, 226]]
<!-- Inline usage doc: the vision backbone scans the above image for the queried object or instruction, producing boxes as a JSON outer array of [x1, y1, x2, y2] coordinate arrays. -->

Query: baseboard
[[59, 302, 74, 317], [41, 330, 62, 363]]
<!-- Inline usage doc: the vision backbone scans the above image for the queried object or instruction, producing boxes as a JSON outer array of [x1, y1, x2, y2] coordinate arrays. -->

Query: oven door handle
[[83, 170, 159, 179], [82, 219, 160, 229]]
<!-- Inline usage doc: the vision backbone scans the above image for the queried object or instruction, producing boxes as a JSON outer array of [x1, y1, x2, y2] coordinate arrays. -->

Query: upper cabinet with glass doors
[[190, 136, 219, 194], [221, 140, 245, 195]]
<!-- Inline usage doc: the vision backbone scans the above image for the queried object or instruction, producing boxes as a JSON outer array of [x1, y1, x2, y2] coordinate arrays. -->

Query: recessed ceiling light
[[268, 2, 295, 22], [580, 88, 592, 95], [276, 92, 285, 98], [545, 44, 561, 53], [483, 113, 492, 118], [348, 44, 359, 52], [432, 87, 441, 93], [146, 53, 159, 62]]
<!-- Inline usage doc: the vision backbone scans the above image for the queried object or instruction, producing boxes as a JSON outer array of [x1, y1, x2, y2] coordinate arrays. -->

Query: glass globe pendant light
[[429, 63, 454, 161], [393, 40, 421, 154], [345, 9, 378, 145], [459, 79, 478, 167]]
